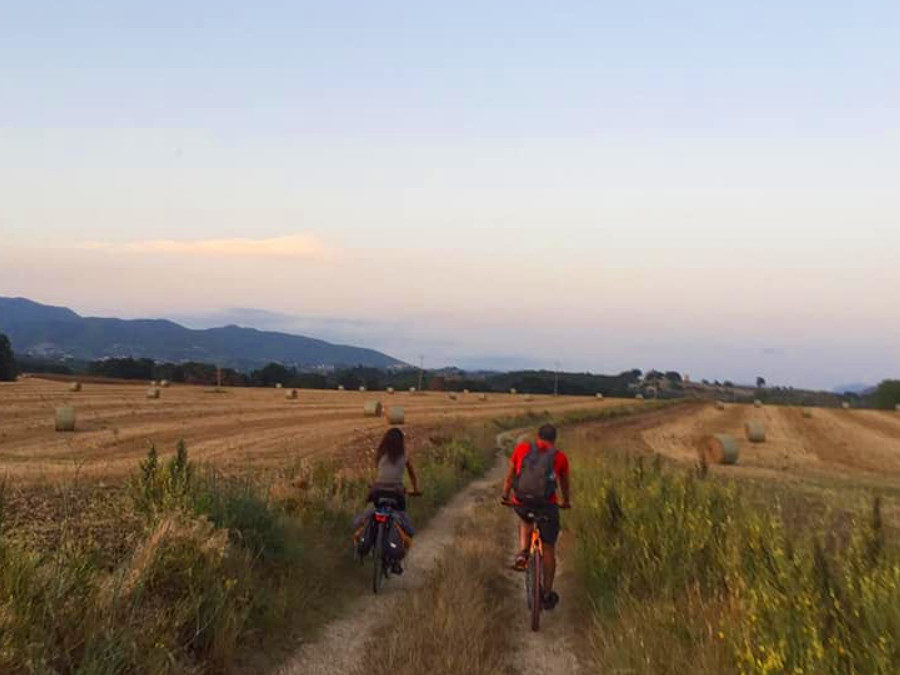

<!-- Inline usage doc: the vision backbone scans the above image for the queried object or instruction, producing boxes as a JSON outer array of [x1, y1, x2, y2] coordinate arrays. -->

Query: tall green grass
[[570, 447, 900, 674]]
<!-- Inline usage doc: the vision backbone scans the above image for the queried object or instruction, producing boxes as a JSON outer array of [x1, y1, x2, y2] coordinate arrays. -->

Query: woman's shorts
[[368, 486, 406, 512]]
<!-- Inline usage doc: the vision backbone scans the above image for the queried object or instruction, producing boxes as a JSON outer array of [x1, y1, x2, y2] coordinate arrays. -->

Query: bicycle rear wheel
[[372, 522, 386, 594], [526, 549, 542, 631]]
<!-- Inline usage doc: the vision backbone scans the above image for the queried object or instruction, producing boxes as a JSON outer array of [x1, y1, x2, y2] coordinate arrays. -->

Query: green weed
[[570, 446, 900, 674]]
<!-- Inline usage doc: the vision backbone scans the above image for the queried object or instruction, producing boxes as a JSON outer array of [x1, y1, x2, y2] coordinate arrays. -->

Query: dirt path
[[499, 519, 583, 674], [275, 456, 509, 675]]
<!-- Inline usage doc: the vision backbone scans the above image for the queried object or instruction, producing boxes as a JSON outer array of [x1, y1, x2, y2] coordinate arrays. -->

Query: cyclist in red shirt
[[501, 423, 571, 610]]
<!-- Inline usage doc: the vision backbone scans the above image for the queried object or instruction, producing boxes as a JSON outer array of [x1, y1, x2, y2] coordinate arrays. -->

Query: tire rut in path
[[500, 516, 583, 675], [275, 457, 509, 675]]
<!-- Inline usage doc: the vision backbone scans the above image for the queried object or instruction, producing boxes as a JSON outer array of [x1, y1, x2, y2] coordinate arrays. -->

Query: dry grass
[[357, 505, 516, 675]]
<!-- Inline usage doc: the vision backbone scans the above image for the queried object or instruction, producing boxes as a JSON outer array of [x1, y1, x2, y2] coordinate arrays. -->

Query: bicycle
[[502, 498, 570, 631], [369, 489, 421, 594]]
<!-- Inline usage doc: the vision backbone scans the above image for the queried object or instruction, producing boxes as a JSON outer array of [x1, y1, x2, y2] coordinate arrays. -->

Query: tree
[[756, 376, 766, 388], [0, 333, 17, 381], [664, 371, 683, 383], [872, 380, 900, 410], [251, 362, 293, 387], [88, 357, 154, 380]]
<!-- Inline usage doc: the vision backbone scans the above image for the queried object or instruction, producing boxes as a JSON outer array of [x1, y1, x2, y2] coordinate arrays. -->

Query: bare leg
[[519, 519, 532, 553], [543, 543, 556, 593]]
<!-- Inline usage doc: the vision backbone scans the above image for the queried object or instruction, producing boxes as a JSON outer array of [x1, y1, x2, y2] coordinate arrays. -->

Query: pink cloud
[[76, 234, 329, 259]]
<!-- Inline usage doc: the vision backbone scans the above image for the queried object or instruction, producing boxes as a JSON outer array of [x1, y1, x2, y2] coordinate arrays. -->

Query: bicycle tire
[[530, 548, 542, 631], [373, 522, 386, 594]]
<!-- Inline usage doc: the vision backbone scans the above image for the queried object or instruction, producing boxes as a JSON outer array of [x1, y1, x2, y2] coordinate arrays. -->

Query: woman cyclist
[[366, 427, 420, 572]]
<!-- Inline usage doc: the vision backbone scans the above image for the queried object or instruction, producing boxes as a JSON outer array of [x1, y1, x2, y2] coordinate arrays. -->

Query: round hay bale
[[147, 387, 161, 399], [703, 434, 739, 465], [68, 382, 82, 392], [801, 408, 813, 418], [745, 421, 766, 443], [150, 380, 158, 386], [359, 385, 366, 392], [524, 395, 534, 402], [448, 393, 458, 400], [159, 380, 170, 388], [479, 393, 488, 401], [275, 383, 283, 389], [841, 401, 850, 410], [409, 387, 416, 394], [386, 406, 405, 425], [338, 385, 345, 391], [895, 403, 900, 412], [510, 388, 517, 395], [595, 393, 604, 399], [285, 389, 298, 400], [463, 389, 469, 395], [363, 400, 383, 417], [754, 400, 762, 408], [715, 401, 726, 410], [635, 393, 644, 400], [55, 406, 76, 432], [387, 387, 395, 394]]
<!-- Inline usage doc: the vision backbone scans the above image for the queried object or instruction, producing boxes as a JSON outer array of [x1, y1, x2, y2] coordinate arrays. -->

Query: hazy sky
[[1, 2, 898, 389]]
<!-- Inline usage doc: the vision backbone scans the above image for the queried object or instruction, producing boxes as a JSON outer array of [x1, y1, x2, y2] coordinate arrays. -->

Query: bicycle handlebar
[[500, 498, 571, 509]]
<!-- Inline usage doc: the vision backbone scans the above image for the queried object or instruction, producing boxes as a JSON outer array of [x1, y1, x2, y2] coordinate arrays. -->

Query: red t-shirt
[[510, 439, 569, 505]]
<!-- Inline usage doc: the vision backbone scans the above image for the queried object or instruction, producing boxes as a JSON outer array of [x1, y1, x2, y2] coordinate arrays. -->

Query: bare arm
[[502, 458, 516, 500], [406, 460, 420, 493], [558, 471, 571, 507]]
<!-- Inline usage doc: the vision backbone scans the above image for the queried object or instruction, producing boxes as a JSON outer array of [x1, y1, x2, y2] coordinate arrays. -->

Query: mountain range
[[0, 297, 404, 371]]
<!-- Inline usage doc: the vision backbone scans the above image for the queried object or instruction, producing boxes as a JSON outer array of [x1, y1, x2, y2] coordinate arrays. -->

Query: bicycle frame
[[503, 500, 554, 631], [528, 522, 544, 559], [371, 499, 397, 594]]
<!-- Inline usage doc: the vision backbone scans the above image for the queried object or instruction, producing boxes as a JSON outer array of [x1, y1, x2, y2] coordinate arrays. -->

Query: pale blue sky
[[1, 2, 898, 388]]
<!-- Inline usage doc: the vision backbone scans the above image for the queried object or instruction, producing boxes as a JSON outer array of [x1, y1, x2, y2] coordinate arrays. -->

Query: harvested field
[[0, 378, 631, 484], [641, 402, 900, 492]]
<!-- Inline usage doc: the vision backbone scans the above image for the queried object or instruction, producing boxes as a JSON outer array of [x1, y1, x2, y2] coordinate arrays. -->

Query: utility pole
[[417, 354, 424, 392], [554, 360, 560, 396]]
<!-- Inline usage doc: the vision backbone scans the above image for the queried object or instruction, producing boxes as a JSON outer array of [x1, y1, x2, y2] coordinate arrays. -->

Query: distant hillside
[[0, 297, 405, 370], [833, 383, 876, 395]]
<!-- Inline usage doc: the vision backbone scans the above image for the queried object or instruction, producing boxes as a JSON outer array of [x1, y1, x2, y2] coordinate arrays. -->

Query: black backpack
[[513, 443, 558, 507]]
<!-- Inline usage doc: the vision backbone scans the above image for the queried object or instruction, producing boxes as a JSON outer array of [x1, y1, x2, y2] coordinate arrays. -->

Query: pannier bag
[[352, 508, 415, 558], [384, 515, 413, 562], [353, 511, 377, 557]]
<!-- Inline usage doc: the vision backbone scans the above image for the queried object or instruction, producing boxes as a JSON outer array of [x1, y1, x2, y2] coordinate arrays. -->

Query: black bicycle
[[370, 490, 421, 594]]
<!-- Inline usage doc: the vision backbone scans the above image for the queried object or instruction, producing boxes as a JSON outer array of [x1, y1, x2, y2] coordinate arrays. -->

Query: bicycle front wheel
[[526, 549, 542, 631], [372, 522, 386, 594]]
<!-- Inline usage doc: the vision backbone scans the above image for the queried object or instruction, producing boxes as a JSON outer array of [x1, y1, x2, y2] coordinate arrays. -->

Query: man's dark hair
[[537, 423, 557, 443]]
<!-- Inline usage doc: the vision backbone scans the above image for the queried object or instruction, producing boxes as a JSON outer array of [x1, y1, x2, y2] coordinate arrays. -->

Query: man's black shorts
[[513, 503, 560, 545]]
